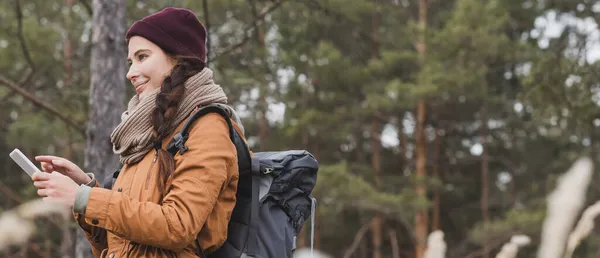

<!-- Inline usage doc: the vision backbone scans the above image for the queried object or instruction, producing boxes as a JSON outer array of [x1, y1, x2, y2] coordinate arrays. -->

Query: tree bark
[[296, 133, 310, 248], [389, 229, 401, 258], [78, 1, 126, 257], [370, 7, 383, 258], [371, 116, 383, 258], [414, 101, 428, 258], [414, 0, 429, 257], [432, 128, 442, 231], [248, 0, 270, 151], [61, 1, 75, 257], [481, 88, 490, 258]]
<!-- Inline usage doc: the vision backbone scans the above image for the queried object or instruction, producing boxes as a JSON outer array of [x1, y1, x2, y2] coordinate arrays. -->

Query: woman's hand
[[35, 155, 91, 185], [32, 171, 80, 208]]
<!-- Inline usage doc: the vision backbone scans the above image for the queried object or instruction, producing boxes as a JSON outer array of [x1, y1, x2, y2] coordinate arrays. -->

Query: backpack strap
[[102, 167, 121, 190], [167, 105, 253, 175], [166, 106, 235, 157], [165, 105, 255, 258]]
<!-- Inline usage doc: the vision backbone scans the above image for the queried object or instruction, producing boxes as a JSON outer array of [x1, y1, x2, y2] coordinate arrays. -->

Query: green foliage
[[470, 208, 546, 244], [3, 0, 600, 257], [314, 162, 419, 217]]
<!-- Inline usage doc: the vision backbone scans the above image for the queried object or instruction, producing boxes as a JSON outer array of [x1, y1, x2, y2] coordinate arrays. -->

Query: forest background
[[2, 0, 600, 258]]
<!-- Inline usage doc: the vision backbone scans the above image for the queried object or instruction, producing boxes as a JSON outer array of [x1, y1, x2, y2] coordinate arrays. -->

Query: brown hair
[[151, 55, 205, 199]]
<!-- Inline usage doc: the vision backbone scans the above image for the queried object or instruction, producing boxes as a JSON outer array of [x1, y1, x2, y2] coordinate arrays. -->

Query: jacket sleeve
[[73, 173, 108, 258], [79, 113, 235, 251]]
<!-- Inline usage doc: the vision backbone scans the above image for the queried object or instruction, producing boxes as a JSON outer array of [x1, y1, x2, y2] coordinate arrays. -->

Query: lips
[[134, 81, 148, 93]]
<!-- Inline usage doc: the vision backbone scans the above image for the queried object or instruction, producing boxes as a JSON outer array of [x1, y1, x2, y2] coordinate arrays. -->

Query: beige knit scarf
[[110, 67, 234, 165]]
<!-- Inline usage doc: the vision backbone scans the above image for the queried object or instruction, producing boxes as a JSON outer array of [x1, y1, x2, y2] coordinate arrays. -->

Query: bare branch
[[0, 75, 86, 135], [14, 0, 35, 77], [209, 0, 285, 61], [343, 219, 372, 258]]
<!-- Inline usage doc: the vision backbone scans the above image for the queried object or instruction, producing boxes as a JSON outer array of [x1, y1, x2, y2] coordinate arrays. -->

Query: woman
[[31, 7, 245, 258]]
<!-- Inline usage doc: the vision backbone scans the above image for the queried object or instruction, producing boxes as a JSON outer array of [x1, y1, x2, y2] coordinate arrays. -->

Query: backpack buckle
[[173, 133, 189, 155], [263, 167, 274, 174], [176, 140, 188, 155]]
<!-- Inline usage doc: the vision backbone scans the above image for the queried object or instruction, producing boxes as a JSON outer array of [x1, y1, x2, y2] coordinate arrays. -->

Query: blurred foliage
[[2, 0, 600, 257]]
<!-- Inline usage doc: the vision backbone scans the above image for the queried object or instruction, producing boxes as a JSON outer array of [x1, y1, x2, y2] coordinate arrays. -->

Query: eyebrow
[[127, 49, 150, 62]]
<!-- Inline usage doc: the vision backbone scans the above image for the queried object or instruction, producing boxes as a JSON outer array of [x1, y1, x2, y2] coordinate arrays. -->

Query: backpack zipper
[[145, 150, 158, 190]]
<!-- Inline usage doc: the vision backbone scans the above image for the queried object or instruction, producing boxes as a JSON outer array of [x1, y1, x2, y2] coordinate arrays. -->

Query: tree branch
[[14, 0, 35, 83], [343, 219, 372, 258], [0, 75, 86, 135], [209, 0, 285, 61]]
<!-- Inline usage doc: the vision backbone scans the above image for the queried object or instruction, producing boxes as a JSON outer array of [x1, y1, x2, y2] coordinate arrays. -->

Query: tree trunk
[[389, 229, 400, 258], [61, 1, 76, 257], [481, 88, 490, 258], [370, 7, 383, 258], [432, 128, 442, 231], [79, 1, 126, 257], [371, 116, 383, 258], [414, 0, 429, 257], [248, 0, 270, 151], [64, 0, 73, 87], [414, 101, 428, 258], [398, 115, 408, 170], [258, 94, 268, 151], [313, 146, 321, 250], [296, 133, 310, 249]]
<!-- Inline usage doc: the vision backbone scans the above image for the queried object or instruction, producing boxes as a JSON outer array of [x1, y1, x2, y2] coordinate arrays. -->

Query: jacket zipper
[[145, 150, 158, 190]]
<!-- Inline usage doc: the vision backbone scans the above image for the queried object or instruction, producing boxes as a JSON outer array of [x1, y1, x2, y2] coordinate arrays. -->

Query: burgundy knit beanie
[[126, 7, 207, 64]]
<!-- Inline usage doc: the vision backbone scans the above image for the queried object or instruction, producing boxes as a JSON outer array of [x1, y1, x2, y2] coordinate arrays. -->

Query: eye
[[138, 54, 148, 61]]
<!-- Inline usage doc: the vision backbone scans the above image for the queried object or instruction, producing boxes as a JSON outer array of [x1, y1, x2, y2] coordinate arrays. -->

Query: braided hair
[[151, 55, 205, 198]]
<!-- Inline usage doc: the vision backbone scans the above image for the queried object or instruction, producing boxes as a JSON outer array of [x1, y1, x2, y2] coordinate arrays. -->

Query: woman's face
[[126, 36, 176, 99]]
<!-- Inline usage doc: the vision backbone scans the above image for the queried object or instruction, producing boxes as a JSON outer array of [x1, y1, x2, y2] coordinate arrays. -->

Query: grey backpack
[[103, 105, 319, 258]]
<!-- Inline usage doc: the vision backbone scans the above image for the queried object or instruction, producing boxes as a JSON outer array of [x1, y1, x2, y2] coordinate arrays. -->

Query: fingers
[[37, 188, 49, 197], [32, 171, 50, 181], [33, 180, 48, 189], [41, 162, 54, 172], [35, 155, 62, 163], [36, 156, 74, 174], [50, 159, 69, 169], [36, 156, 70, 168]]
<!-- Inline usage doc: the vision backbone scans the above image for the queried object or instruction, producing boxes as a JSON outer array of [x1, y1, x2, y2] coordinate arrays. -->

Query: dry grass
[[424, 230, 446, 258], [495, 235, 531, 258], [0, 198, 70, 250], [564, 200, 600, 258], [537, 158, 593, 258], [1, 157, 599, 258]]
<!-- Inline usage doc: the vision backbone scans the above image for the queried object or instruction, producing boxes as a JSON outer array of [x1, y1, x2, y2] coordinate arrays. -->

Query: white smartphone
[[9, 148, 41, 177]]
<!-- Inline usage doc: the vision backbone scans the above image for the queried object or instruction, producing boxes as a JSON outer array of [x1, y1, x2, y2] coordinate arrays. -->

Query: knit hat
[[126, 7, 207, 64]]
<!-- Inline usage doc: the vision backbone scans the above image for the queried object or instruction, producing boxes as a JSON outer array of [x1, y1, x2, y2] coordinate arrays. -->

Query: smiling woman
[[126, 36, 176, 99], [30, 7, 246, 258]]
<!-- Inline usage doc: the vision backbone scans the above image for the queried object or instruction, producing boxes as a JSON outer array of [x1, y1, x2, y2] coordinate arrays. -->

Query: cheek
[[149, 61, 174, 89]]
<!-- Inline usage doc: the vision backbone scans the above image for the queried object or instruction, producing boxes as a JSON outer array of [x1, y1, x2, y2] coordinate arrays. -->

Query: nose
[[126, 65, 140, 83]]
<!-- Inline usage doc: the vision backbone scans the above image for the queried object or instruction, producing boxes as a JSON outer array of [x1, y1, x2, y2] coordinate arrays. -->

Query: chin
[[139, 91, 150, 100]]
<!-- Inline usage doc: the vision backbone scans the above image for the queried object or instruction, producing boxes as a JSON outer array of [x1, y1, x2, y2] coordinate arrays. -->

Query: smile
[[134, 81, 148, 93]]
